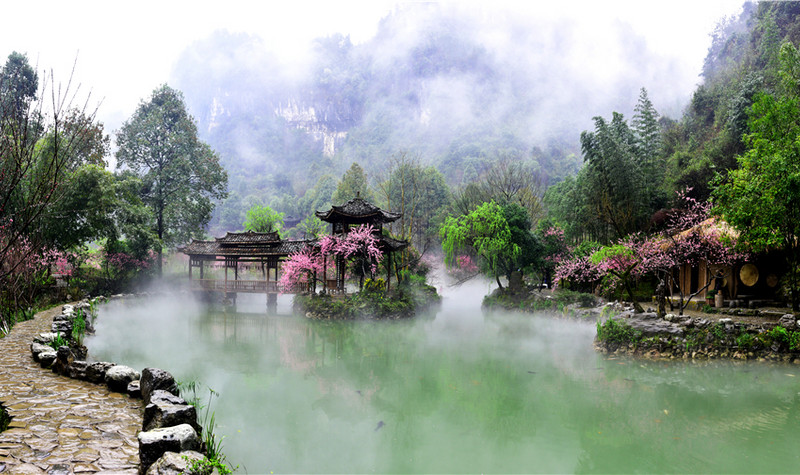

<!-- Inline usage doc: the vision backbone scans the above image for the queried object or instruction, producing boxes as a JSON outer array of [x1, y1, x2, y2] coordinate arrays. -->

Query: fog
[[165, 2, 746, 195], [85, 276, 800, 473]]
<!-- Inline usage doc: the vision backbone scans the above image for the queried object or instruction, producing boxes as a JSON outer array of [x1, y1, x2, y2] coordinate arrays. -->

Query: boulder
[[50, 319, 72, 339], [30, 342, 52, 362], [145, 450, 205, 475], [626, 315, 684, 337], [128, 380, 142, 398], [33, 332, 59, 344], [140, 368, 179, 405], [86, 362, 116, 384], [51, 346, 74, 376], [149, 390, 187, 406], [68, 360, 89, 380], [138, 424, 201, 473], [105, 365, 141, 392], [637, 312, 659, 320], [143, 399, 200, 433], [778, 314, 797, 331], [38, 349, 57, 368]]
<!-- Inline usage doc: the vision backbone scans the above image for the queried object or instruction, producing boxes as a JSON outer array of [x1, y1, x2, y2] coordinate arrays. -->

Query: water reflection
[[87, 290, 800, 474]]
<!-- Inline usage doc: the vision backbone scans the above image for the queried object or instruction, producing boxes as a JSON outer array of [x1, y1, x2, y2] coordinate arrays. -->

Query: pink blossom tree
[[589, 237, 646, 312], [279, 246, 324, 293], [554, 190, 745, 315], [1, 221, 77, 322], [639, 191, 747, 315], [280, 225, 384, 293]]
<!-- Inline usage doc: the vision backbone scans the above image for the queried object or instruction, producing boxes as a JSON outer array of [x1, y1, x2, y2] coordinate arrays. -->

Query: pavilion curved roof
[[379, 235, 410, 253], [315, 197, 402, 224], [216, 230, 280, 244], [180, 236, 313, 258]]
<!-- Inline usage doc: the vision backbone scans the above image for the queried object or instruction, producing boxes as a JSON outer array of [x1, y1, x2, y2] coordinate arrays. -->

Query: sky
[[1, 0, 745, 134]]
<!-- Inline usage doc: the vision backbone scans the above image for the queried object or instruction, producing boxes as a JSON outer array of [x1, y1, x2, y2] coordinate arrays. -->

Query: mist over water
[[88, 283, 800, 473]]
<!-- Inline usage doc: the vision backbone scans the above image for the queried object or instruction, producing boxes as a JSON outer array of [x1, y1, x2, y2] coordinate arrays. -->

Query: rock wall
[[597, 306, 800, 361], [28, 297, 211, 474]]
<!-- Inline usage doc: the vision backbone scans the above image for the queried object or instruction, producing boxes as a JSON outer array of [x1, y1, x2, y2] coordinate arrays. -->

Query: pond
[[87, 282, 800, 473]]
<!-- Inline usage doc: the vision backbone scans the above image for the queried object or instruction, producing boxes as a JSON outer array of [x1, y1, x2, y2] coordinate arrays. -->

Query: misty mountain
[[170, 3, 702, 233]]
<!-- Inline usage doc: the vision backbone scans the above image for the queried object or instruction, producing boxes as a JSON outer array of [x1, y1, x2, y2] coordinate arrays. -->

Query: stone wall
[[597, 305, 800, 361], [28, 297, 210, 474]]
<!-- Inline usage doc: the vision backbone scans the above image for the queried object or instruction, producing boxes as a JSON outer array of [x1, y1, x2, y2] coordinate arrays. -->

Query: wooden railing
[[190, 279, 309, 294]]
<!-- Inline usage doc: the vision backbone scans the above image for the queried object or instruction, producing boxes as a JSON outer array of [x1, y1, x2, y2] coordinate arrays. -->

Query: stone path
[[0, 306, 141, 474]]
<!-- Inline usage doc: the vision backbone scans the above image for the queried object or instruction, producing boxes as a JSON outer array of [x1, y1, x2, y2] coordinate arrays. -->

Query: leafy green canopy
[[440, 200, 537, 289], [332, 162, 373, 204], [116, 84, 227, 274], [714, 42, 800, 311], [243, 205, 284, 235]]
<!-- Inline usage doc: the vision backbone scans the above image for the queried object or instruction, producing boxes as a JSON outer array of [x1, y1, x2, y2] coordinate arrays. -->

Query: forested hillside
[[170, 3, 696, 235], [544, 1, 800, 310]]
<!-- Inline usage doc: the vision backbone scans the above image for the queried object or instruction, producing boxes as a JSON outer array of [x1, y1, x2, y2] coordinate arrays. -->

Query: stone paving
[[0, 306, 142, 474]]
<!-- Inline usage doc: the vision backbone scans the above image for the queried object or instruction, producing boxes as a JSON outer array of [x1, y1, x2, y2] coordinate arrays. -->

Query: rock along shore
[[0, 296, 214, 474], [596, 305, 800, 362]]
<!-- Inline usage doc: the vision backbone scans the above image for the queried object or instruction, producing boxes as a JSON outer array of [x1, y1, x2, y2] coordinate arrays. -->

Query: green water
[[88, 286, 800, 473]]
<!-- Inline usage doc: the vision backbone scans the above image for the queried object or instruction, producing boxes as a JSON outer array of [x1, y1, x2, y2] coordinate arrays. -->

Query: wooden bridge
[[189, 278, 309, 294], [179, 231, 314, 310], [179, 197, 409, 311]]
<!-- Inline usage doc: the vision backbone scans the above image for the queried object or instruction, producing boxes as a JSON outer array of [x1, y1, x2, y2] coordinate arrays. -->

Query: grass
[[48, 333, 69, 350], [72, 309, 87, 345], [596, 318, 642, 346], [0, 306, 37, 338], [177, 380, 236, 475]]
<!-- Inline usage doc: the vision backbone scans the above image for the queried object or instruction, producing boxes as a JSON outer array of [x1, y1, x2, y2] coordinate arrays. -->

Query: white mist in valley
[[87, 279, 599, 473]]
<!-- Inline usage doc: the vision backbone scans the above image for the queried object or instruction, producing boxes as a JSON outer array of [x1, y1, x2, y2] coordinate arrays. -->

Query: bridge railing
[[190, 279, 308, 294]]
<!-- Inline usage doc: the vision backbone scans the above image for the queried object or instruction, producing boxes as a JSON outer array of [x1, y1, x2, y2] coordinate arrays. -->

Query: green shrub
[[72, 309, 86, 345], [711, 323, 725, 341], [770, 326, 791, 348], [596, 318, 641, 346], [791, 331, 800, 351], [48, 333, 69, 350], [362, 278, 386, 294], [736, 332, 755, 350]]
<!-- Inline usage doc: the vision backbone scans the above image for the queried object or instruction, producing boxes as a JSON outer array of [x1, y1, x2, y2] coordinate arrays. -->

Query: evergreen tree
[[332, 162, 373, 204], [632, 87, 666, 211], [116, 85, 228, 275], [580, 112, 645, 240]]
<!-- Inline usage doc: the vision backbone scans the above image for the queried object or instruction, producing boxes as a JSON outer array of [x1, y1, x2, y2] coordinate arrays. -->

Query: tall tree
[[332, 162, 373, 205], [243, 205, 284, 234], [580, 112, 645, 240], [116, 84, 227, 275], [1, 54, 101, 279], [632, 87, 667, 210], [451, 155, 545, 226], [0, 52, 38, 125], [440, 200, 536, 290], [714, 42, 800, 311], [375, 153, 450, 246]]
